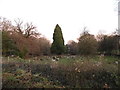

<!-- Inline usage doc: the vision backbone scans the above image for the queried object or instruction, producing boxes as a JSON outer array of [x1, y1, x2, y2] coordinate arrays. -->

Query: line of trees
[[1, 17, 50, 58], [67, 30, 120, 56], [1, 17, 120, 58], [51, 25, 120, 56]]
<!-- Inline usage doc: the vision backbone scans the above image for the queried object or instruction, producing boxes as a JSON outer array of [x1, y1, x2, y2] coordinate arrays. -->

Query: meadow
[[2, 55, 119, 88]]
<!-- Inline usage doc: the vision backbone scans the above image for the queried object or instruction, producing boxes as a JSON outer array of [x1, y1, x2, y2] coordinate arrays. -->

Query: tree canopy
[[51, 24, 65, 54], [78, 32, 98, 55]]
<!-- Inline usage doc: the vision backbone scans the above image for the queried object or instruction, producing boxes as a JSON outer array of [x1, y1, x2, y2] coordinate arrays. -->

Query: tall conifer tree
[[51, 24, 65, 54]]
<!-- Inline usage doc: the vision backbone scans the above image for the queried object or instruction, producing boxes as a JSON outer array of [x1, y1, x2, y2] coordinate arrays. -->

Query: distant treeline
[[1, 17, 120, 58]]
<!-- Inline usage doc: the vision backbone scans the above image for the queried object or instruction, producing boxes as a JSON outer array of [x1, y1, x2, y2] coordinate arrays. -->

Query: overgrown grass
[[2, 55, 119, 88]]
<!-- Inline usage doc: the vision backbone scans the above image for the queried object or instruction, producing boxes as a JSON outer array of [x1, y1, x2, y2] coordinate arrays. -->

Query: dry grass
[[2, 55, 119, 88]]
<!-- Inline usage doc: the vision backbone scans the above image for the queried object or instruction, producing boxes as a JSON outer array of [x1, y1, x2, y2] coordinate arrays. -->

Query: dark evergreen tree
[[98, 35, 119, 55], [51, 24, 65, 54], [2, 31, 20, 56]]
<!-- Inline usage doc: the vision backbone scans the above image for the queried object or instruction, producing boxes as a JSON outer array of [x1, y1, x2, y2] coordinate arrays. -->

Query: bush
[[78, 33, 98, 55]]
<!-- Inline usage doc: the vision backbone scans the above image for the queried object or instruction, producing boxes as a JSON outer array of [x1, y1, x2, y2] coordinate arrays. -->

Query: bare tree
[[38, 37, 51, 55], [0, 17, 14, 31], [14, 19, 40, 38], [24, 23, 40, 38], [14, 19, 23, 34]]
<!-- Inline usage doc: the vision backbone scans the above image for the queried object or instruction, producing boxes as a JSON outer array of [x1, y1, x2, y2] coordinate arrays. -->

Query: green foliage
[[98, 35, 119, 55], [2, 73, 20, 88], [2, 31, 20, 56], [51, 24, 65, 54], [78, 33, 98, 55], [19, 47, 28, 58], [2, 31, 28, 58]]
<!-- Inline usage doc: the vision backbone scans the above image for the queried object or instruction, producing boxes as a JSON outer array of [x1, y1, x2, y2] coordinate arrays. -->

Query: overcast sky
[[0, 0, 118, 43]]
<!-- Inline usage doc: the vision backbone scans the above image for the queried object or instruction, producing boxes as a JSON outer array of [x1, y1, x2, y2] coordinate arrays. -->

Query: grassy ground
[[2, 55, 119, 88]]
